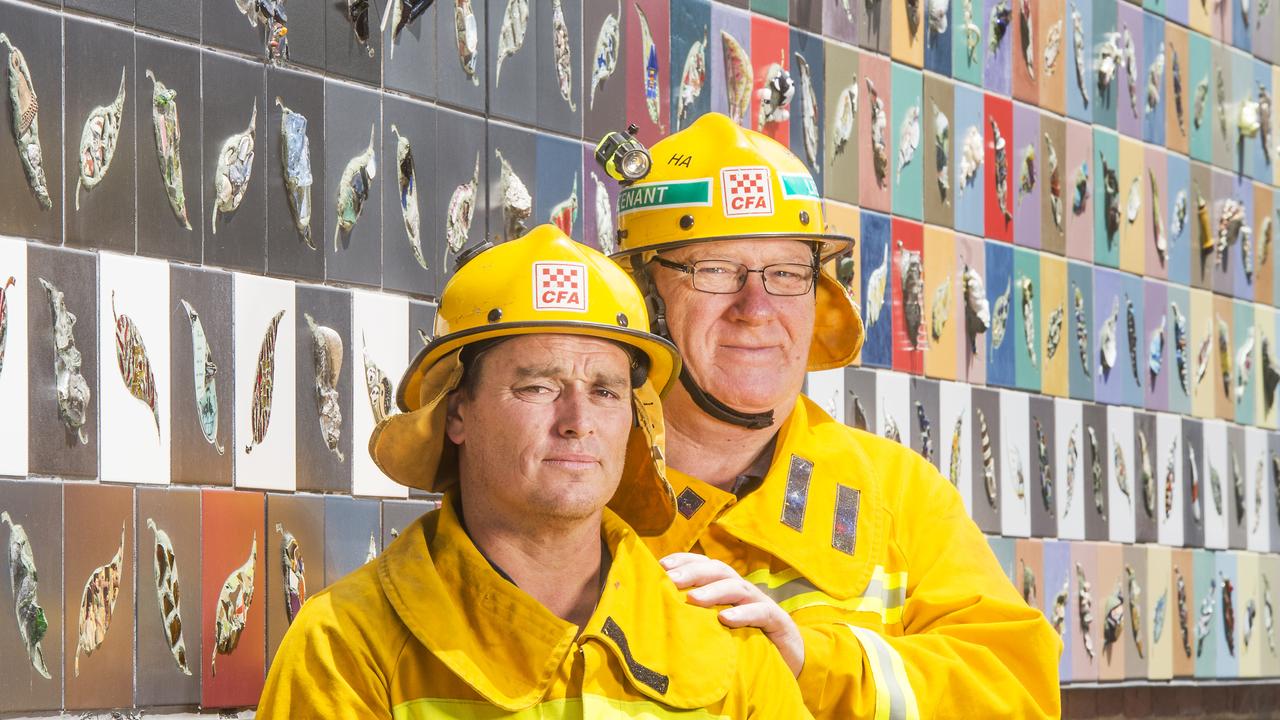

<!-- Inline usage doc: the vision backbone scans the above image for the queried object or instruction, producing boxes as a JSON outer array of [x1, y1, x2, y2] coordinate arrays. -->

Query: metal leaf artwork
[[1043, 133, 1061, 229], [589, 1, 622, 110], [1046, 305, 1063, 360], [386, 125, 425, 269], [1015, 144, 1036, 206], [334, 125, 377, 250], [1176, 567, 1191, 658], [959, 124, 983, 193], [112, 292, 161, 437], [850, 393, 869, 431], [948, 413, 963, 486], [549, 173, 579, 236], [1035, 418, 1052, 513], [1145, 46, 1164, 117], [343, 0, 375, 56], [382, 0, 435, 59], [1254, 459, 1264, 534], [635, 5, 662, 129], [987, 1, 1010, 56], [1215, 69, 1229, 142], [833, 79, 858, 156], [990, 117, 1011, 225], [1073, 283, 1090, 378], [1153, 588, 1168, 645], [1261, 215, 1274, 268], [1113, 433, 1131, 507], [1193, 75, 1209, 131], [551, 0, 575, 110], [1235, 328, 1255, 405], [1094, 31, 1120, 107], [1255, 84, 1272, 160], [1121, 27, 1138, 118], [1264, 575, 1276, 656], [1262, 336, 1280, 417], [865, 243, 889, 330], [906, 0, 921, 41], [934, 102, 951, 204], [591, 172, 614, 255], [990, 279, 1011, 351], [1139, 429, 1155, 519], [144, 70, 191, 230], [1164, 437, 1177, 520], [211, 99, 257, 234], [896, 103, 920, 183], [675, 30, 707, 132], [0, 276, 12, 377], [1241, 223, 1256, 284], [234, 0, 289, 63], [75, 66, 126, 211], [1052, 578, 1069, 637], [930, 275, 951, 343], [1217, 316, 1232, 400], [1149, 315, 1166, 389], [1071, 162, 1089, 215], [1216, 199, 1245, 271], [1171, 189, 1187, 243], [74, 524, 124, 677], [1170, 45, 1185, 136], [447, 153, 480, 254], [0, 35, 50, 209], [1065, 424, 1079, 518], [962, 265, 991, 355], [1018, 276, 1035, 366], [245, 310, 285, 454], [1245, 597, 1257, 652], [1098, 296, 1118, 380], [276, 98, 314, 250], [454, 0, 480, 84], [915, 401, 932, 464], [496, 148, 532, 241], [1209, 464, 1224, 519], [1126, 566, 1144, 658], [927, 0, 949, 36], [1102, 579, 1125, 654], [721, 30, 752, 126], [2, 512, 51, 679], [1077, 563, 1095, 660], [794, 53, 819, 171], [1195, 323, 1212, 390], [1021, 559, 1036, 606], [883, 411, 901, 444], [1070, 3, 1087, 107], [1088, 425, 1105, 520], [364, 338, 394, 425], [1124, 176, 1141, 225], [1099, 154, 1119, 248], [1125, 295, 1139, 387], [365, 533, 378, 563], [1043, 19, 1062, 78], [146, 519, 191, 675], [1231, 452, 1245, 526], [180, 300, 223, 455], [305, 313, 343, 462], [212, 535, 256, 676], [39, 278, 90, 444], [1149, 172, 1166, 266], [1017, 0, 1034, 79], [275, 523, 306, 624], [756, 59, 794, 128], [867, 78, 888, 188], [1223, 576, 1236, 657], [494, 0, 529, 87], [1189, 443, 1202, 525], [978, 407, 997, 510], [961, 0, 981, 65], [898, 241, 924, 350]]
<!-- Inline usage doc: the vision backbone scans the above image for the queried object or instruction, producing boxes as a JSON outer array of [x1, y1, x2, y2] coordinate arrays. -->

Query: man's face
[[446, 334, 634, 526], [653, 238, 815, 416]]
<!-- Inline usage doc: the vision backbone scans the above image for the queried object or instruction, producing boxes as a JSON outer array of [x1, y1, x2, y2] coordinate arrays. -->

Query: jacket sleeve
[[733, 630, 815, 720], [256, 590, 396, 720], [794, 451, 1063, 720]]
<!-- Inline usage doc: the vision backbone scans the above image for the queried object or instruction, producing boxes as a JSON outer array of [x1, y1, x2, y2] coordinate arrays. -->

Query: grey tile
[[323, 494, 379, 587], [384, 0, 438, 100], [326, 0, 382, 85], [202, 50, 267, 272], [0, 1, 63, 242], [64, 15, 135, 252], [323, 79, 382, 288], [435, 0, 486, 112], [137, 0, 200, 41], [381, 95, 439, 298], [26, 245, 98, 478], [487, 0, 537, 125], [971, 388, 1002, 534], [65, 0, 133, 24], [265, 493, 325, 669], [381, 497, 438, 547], [534, 132, 583, 239], [280, 0, 327, 70], [135, 486, 202, 706], [294, 285, 353, 493], [170, 265, 234, 486], [535, 0, 581, 135], [266, 67, 325, 281], [204, 0, 271, 59], [0, 480, 63, 712], [136, 34, 202, 264]]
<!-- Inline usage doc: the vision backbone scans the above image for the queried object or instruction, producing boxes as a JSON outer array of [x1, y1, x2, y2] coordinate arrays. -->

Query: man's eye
[[593, 387, 622, 400], [515, 384, 554, 396], [696, 265, 733, 275]]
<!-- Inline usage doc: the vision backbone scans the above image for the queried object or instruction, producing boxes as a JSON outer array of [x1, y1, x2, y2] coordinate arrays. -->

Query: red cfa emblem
[[533, 262, 588, 311], [720, 166, 774, 217]]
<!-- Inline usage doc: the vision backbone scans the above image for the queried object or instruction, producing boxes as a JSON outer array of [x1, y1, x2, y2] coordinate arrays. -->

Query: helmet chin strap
[[633, 257, 775, 430]]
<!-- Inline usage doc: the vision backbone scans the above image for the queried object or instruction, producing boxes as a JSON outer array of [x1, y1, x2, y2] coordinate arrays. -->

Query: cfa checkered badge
[[720, 166, 774, 217], [533, 261, 588, 311]]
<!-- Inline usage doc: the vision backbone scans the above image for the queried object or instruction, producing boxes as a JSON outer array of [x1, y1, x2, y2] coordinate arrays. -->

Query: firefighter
[[604, 113, 1062, 719], [257, 224, 810, 718]]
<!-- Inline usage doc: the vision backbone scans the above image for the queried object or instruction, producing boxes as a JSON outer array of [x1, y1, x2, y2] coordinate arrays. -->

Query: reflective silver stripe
[[845, 624, 920, 720], [753, 568, 906, 613], [780, 454, 814, 531]]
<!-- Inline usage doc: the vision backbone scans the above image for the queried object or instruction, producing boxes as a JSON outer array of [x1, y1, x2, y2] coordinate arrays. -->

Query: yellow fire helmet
[[611, 111, 863, 372], [368, 224, 683, 536]]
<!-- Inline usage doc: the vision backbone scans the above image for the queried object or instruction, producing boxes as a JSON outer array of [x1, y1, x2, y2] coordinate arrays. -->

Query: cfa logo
[[532, 261, 588, 312], [720, 166, 774, 217]]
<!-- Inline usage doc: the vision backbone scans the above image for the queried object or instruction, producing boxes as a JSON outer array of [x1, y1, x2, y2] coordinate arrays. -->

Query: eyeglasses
[[651, 256, 817, 296]]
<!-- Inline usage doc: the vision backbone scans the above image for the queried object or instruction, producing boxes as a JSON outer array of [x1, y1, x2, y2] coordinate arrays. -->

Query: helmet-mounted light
[[594, 123, 652, 184]]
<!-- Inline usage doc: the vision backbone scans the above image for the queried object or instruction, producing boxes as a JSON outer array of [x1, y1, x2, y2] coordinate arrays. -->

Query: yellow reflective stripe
[[747, 565, 908, 624], [393, 696, 729, 719], [843, 624, 921, 720]]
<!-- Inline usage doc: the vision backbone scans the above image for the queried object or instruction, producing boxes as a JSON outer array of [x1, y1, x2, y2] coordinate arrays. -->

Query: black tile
[[435, 0, 485, 112], [280, 0, 326, 70], [202, 49, 267, 272], [65, 0, 134, 24], [381, 95, 438, 298], [294, 284, 354, 493], [135, 34, 202, 264], [323, 79, 382, 287], [203, 0, 271, 59], [137, 0, 199, 40], [169, 264, 234, 486], [266, 66, 325, 281], [326, 0, 382, 85], [0, 1, 63, 242], [64, 15, 135, 252], [383, 0, 438, 100], [487, 0, 537, 126]]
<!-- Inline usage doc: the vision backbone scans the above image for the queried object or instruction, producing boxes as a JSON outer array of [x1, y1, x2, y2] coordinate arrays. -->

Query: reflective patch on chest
[[601, 617, 670, 695], [780, 454, 815, 531], [832, 485, 860, 555], [676, 487, 705, 519]]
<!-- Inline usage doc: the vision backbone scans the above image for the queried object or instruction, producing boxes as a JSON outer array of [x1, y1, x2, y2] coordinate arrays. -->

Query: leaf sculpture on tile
[[382, 0, 434, 59], [387, 125, 424, 269], [496, 148, 532, 241], [494, 0, 529, 87], [933, 102, 951, 204], [364, 336, 395, 425], [915, 401, 932, 465], [212, 535, 256, 677], [987, 0, 1010, 56], [1088, 425, 1105, 520], [1070, 3, 1087, 107], [589, 0, 622, 110], [334, 125, 378, 251], [867, 78, 888, 189], [211, 99, 258, 234], [1153, 588, 1167, 645], [1099, 153, 1119, 249], [989, 278, 1012, 351], [962, 265, 990, 355], [1231, 452, 1245, 526], [591, 172, 614, 255], [959, 125, 983, 194], [794, 53, 820, 172], [961, 0, 981, 65], [1051, 578, 1068, 637], [1163, 437, 1176, 520], [1072, 283, 1090, 378], [275, 523, 306, 624], [1138, 429, 1155, 519], [245, 310, 286, 454], [897, 103, 920, 184], [1021, 560, 1036, 606], [551, 0, 575, 111], [112, 292, 161, 437], [1102, 578, 1125, 655], [1262, 336, 1280, 417], [1124, 295, 1139, 387], [721, 30, 752, 126], [305, 313, 344, 462], [1126, 566, 1144, 658], [1144, 46, 1164, 118], [343, 0, 375, 57], [898, 241, 924, 351], [990, 117, 1011, 225], [948, 413, 963, 487], [864, 243, 889, 330], [635, 4, 662, 129], [447, 153, 480, 254], [1046, 305, 1063, 360], [1149, 314, 1166, 389], [2, 511, 51, 679], [756, 57, 794, 128], [1170, 45, 1184, 136], [75, 66, 126, 211], [1222, 575, 1236, 657], [1035, 418, 1052, 513], [180, 300, 224, 455], [1113, 433, 1131, 507], [549, 174, 579, 236], [675, 30, 707, 132], [1017, 0, 1034, 79], [276, 98, 315, 250], [1176, 567, 1191, 658], [0, 34, 51, 209], [1043, 19, 1061, 77], [930, 275, 951, 343], [1016, 144, 1036, 206], [1188, 443, 1202, 525], [0, 276, 12, 378], [1018, 275, 1035, 366], [145, 70, 191, 230], [75, 524, 125, 677], [978, 407, 997, 510], [1045, 133, 1061, 229], [146, 519, 191, 675], [454, 0, 480, 84], [365, 533, 379, 563], [39, 278, 90, 444], [1077, 562, 1095, 660]]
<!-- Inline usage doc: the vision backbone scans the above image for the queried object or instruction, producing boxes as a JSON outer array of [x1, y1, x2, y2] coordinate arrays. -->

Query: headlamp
[[594, 123, 652, 184]]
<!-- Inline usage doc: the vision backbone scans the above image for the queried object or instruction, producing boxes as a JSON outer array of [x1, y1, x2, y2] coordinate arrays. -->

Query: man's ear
[[445, 391, 466, 445]]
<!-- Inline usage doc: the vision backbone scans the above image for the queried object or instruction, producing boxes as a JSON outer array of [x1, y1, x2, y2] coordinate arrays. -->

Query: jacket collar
[[379, 495, 738, 711]]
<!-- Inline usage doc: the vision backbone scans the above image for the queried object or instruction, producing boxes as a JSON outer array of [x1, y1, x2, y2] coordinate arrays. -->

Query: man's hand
[[660, 552, 805, 677]]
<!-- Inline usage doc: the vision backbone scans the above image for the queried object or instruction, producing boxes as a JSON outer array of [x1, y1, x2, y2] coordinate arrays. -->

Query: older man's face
[[653, 238, 815, 416], [446, 335, 634, 526]]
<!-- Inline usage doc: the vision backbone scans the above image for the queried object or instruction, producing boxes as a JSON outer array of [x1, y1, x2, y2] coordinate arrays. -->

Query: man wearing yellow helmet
[[256, 225, 809, 718], [606, 113, 1061, 719]]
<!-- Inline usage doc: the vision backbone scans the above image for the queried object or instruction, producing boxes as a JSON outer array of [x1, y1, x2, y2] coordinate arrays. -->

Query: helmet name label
[[533, 262, 589, 312], [617, 179, 713, 216], [780, 173, 820, 199], [720, 166, 774, 217]]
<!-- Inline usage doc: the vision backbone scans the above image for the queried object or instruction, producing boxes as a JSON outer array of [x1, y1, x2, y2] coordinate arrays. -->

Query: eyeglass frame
[[648, 254, 820, 296]]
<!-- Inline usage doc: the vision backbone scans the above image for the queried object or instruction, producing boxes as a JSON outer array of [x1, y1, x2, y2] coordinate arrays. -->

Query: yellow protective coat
[[257, 497, 811, 719], [644, 397, 1063, 720]]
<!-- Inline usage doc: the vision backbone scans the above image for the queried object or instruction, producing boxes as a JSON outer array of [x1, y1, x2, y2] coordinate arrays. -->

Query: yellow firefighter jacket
[[257, 495, 812, 719], [643, 396, 1063, 720]]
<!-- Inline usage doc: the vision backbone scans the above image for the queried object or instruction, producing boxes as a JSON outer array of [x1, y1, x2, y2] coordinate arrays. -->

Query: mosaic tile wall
[[0, 0, 1277, 714]]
